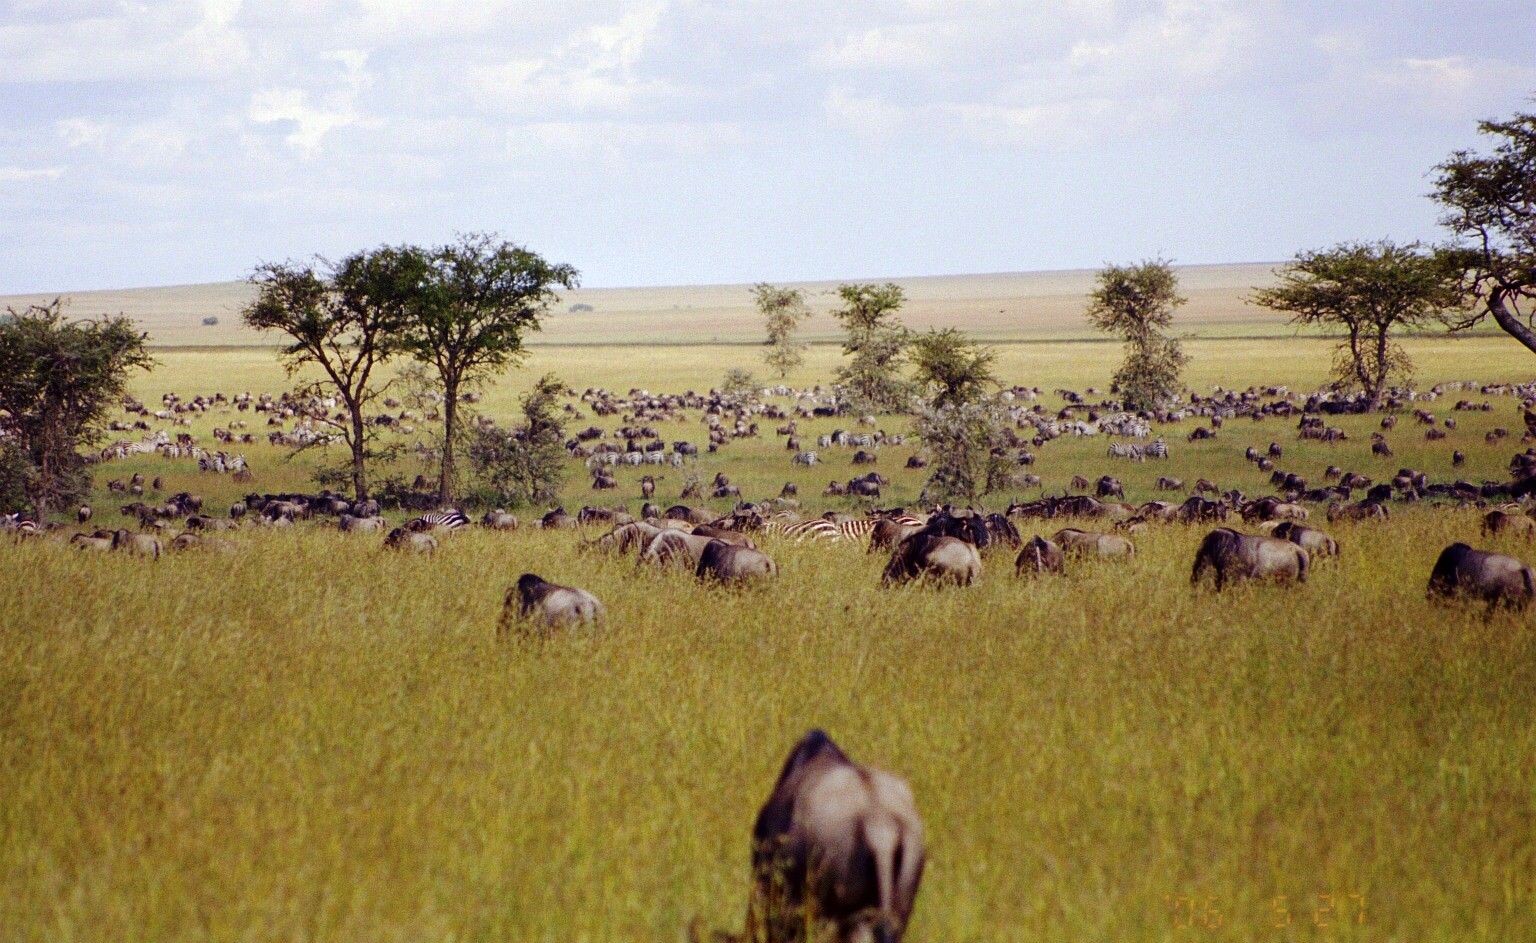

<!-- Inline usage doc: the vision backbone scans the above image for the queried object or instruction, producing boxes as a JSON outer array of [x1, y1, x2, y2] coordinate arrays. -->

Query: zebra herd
[[1106, 438, 1170, 462]]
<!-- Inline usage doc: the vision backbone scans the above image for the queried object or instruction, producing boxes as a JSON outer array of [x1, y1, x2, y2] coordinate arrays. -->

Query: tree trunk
[[1366, 331, 1388, 410], [349, 404, 368, 503], [35, 448, 49, 522], [1488, 288, 1536, 355], [439, 379, 457, 506]]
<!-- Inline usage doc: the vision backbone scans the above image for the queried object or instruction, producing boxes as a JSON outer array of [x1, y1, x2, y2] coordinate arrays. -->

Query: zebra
[[1145, 438, 1170, 460], [792, 450, 820, 466], [1107, 442, 1146, 461], [763, 519, 840, 541], [406, 510, 470, 532]]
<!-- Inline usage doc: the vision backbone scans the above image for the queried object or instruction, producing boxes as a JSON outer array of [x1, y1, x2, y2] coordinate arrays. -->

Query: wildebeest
[[882, 533, 982, 586], [383, 527, 437, 553], [338, 513, 387, 533], [746, 730, 924, 943], [1051, 528, 1134, 560], [540, 507, 576, 529], [868, 517, 923, 554], [1482, 508, 1536, 539], [696, 540, 777, 585], [1426, 543, 1535, 610], [1095, 475, 1123, 499], [70, 531, 113, 552], [1267, 520, 1339, 559], [640, 529, 718, 569], [110, 529, 162, 559], [77, 505, 92, 524], [1015, 535, 1065, 576], [481, 509, 520, 530], [500, 573, 605, 635], [1190, 528, 1308, 590]]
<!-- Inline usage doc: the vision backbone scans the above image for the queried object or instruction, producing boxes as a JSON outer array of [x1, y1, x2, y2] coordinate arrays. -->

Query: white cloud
[[248, 88, 358, 155], [0, 166, 64, 183]]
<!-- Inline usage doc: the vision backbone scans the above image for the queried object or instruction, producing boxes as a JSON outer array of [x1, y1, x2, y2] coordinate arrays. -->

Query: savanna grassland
[[3, 277, 1536, 941]]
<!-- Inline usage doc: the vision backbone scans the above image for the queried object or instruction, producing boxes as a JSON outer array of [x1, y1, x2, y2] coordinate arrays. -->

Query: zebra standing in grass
[[1145, 437, 1170, 460], [764, 515, 923, 543], [406, 510, 471, 532], [1107, 442, 1146, 462]]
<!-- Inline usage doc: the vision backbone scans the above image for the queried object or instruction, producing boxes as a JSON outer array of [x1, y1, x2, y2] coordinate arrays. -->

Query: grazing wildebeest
[[540, 507, 576, 529], [71, 532, 113, 552], [1015, 535, 1065, 576], [77, 505, 92, 524], [665, 504, 715, 526], [1427, 543, 1535, 611], [1267, 521, 1339, 559], [696, 540, 778, 585], [1051, 528, 1134, 560], [110, 529, 162, 559], [1095, 475, 1123, 499], [640, 475, 657, 500], [338, 513, 387, 533], [481, 509, 519, 530], [868, 517, 923, 554], [882, 533, 982, 586], [1483, 509, 1536, 539], [383, 527, 437, 553], [640, 529, 718, 569], [692, 524, 757, 548], [500, 573, 605, 636], [1190, 528, 1308, 590], [746, 730, 924, 943], [591, 520, 663, 556]]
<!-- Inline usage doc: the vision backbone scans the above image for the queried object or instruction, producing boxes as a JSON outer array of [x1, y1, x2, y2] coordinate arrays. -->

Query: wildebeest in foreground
[[696, 540, 777, 585], [1427, 543, 1535, 611], [882, 533, 982, 586], [746, 730, 924, 943], [500, 573, 605, 636], [1190, 528, 1308, 590], [1015, 535, 1065, 576]]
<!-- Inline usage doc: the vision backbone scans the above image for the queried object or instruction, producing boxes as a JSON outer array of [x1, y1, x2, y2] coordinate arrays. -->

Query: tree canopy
[[754, 283, 811, 378], [0, 300, 153, 517], [832, 282, 911, 413], [399, 234, 579, 504], [1252, 241, 1462, 405], [244, 246, 424, 501], [909, 327, 997, 408], [1085, 260, 1188, 409], [1433, 108, 1536, 353]]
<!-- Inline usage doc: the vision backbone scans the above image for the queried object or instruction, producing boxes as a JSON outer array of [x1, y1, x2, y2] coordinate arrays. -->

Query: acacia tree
[[466, 373, 572, 506], [1433, 109, 1536, 352], [0, 300, 152, 518], [909, 327, 997, 408], [1252, 241, 1461, 407], [400, 234, 579, 504], [754, 283, 811, 378], [244, 247, 422, 501], [832, 282, 911, 413], [1085, 260, 1188, 409]]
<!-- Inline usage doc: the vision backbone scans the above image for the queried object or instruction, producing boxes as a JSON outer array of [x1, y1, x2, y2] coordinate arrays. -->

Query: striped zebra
[[406, 509, 471, 532], [1106, 442, 1146, 461], [765, 516, 924, 543], [1145, 438, 1170, 460]]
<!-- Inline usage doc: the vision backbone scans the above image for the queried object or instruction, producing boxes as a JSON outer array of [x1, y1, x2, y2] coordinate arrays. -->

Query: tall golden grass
[[2, 337, 1535, 940]]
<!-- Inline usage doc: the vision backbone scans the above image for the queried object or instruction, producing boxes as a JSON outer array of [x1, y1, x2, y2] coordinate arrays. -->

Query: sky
[[2, 1, 1534, 293]]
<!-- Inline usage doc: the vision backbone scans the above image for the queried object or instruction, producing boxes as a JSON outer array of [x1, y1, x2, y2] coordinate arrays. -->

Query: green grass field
[[3, 331, 1536, 941]]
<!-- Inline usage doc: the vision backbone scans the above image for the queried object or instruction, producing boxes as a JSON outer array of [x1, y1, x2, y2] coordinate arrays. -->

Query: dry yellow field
[[3, 286, 1536, 942], [4, 263, 1292, 346]]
